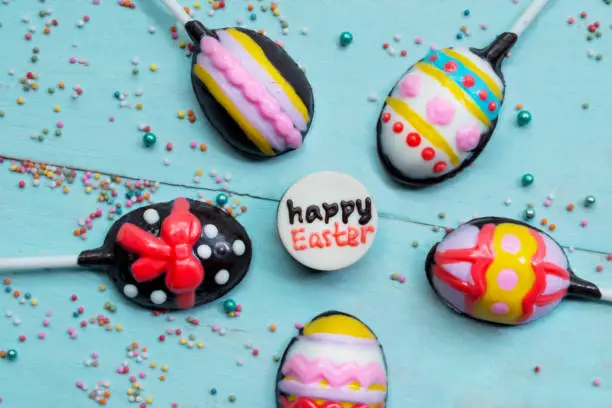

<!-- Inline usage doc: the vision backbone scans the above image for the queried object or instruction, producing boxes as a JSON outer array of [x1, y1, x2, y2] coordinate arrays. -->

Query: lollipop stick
[[160, 0, 192, 26], [0, 255, 79, 271], [509, 0, 551, 37]]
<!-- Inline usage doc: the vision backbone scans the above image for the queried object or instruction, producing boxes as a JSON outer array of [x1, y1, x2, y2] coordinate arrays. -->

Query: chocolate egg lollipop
[[426, 216, 611, 325], [162, 0, 314, 158], [377, 0, 550, 186], [0, 198, 252, 310], [277, 311, 388, 408]]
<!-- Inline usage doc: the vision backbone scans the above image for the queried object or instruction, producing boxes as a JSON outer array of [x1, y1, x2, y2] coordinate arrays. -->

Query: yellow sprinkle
[[115, 324, 123, 332], [17, 97, 25, 105], [197, 341, 204, 349], [233, 198, 240, 204], [179, 338, 187, 345], [99, 284, 106, 292], [177, 110, 185, 119], [94, 173, 100, 180], [127, 389, 133, 396], [161, 365, 168, 372], [31, 299, 38, 306], [85, 187, 92, 194], [150, 362, 157, 369], [179, 40, 186, 49], [133, 383, 140, 390], [62, 186, 70, 194], [136, 103, 143, 110], [53, 105, 60, 112], [146, 397, 153, 404], [273, 9, 280, 16], [194, 1, 201, 8], [195, 169, 203, 176], [150, 64, 158, 72]]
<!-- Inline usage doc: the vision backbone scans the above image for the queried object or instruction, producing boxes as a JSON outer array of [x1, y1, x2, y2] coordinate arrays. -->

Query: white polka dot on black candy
[[203, 224, 218, 239], [150, 290, 167, 305], [232, 240, 246, 256], [123, 284, 138, 298], [143, 209, 160, 225], [215, 269, 230, 285], [197, 244, 212, 260]]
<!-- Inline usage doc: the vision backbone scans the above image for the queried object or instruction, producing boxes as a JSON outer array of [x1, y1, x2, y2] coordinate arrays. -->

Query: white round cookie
[[277, 171, 378, 271]]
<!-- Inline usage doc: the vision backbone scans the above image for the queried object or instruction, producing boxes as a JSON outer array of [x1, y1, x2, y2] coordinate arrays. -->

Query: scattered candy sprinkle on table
[[1, 0, 612, 407]]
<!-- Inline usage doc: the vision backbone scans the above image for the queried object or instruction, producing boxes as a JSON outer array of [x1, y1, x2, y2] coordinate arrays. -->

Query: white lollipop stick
[[598, 288, 612, 303], [0, 255, 79, 271], [509, 0, 551, 37], [160, 0, 193, 26]]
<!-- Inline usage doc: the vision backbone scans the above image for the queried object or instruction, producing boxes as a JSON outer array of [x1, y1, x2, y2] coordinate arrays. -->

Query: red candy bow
[[116, 197, 204, 309]]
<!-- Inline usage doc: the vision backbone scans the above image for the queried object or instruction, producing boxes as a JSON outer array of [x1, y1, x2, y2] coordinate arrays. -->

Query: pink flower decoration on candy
[[455, 124, 481, 151], [426, 97, 456, 126], [399, 74, 423, 98]]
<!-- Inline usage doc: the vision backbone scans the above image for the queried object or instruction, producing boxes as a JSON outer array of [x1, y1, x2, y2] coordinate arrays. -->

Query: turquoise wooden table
[[1, 0, 612, 407]]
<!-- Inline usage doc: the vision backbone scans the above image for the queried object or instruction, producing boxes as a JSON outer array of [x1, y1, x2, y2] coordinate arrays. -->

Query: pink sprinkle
[[126, 201, 133, 208], [56, 121, 64, 128], [252, 349, 259, 356], [211, 325, 219, 332], [235, 311, 241, 317], [544, 200, 551, 207], [295, 323, 303, 330], [46, 310, 53, 317], [69, 57, 77, 64], [134, 181, 141, 188], [171, 32, 179, 40], [71, 333, 78, 339], [167, 328, 174, 335], [480, 24, 488, 30], [139, 372, 146, 379], [216, 177, 222, 184], [399, 275, 406, 283], [93, 0, 100, 4], [593, 379, 601, 387], [190, 141, 197, 149], [38, 332, 45, 339], [76, 381, 84, 389], [109, 116, 115, 122], [581, 220, 588, 227], [68, 327, 75, 334], [91, 352, 99, 359], [129, 376, 137, 383], [414, 36, 422, 44], [43, 319, 50, 327], [430, 44, 437, 51], [596, 265, 604, 272]]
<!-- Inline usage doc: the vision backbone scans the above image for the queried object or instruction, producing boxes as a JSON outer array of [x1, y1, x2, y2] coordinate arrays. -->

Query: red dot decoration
[[406, 132, 421, 147], [393, 122, 404, 133], [382, 113, 391, 123], [433, 161, 448, 173], [444, 61, 458, 73], [478, 90, 488, 101], [429, 53, 438, 62], [488, 101, 498, 112], [421, 147, 435, 161], [463, 75, 475, 88]]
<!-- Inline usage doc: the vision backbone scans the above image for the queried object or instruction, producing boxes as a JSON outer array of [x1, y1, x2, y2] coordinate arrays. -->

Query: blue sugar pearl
[[5, 287, 11, 293], [463, 9, 470, 16], [210, 388, 217, 395], [135, 190, 142, 197], [223, 299, 237, 313], [339, 31, 353, 47], [73, 311, 79, 318], [24, 293, 31, 300], [249, 13, 256, 21], [456, 33, 463, 40], [216, 193, 229, 207], [113, 90, 121, 99], [521, 173, 535, 187], [142, 132, 157, 147], [125, 191, 134, 199], [116, 208, 123, 215]]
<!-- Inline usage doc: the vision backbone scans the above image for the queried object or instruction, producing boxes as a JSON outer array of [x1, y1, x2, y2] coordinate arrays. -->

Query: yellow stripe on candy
[[193, 64, 275, 156], [385, 97, 460, 166], [415, 62, 491, 127], [302, 314, 377, 339], [226, 28, 309, 123], [443, 48, 503, 100]]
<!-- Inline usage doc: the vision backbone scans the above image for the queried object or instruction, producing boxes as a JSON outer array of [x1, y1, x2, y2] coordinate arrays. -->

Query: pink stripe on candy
[[281, 354, 387, 389], [199, 36, 303, 149]]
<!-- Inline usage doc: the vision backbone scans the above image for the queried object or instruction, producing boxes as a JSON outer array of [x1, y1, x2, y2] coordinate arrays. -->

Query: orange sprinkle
[[33, 173, 40, 180], [98, 398, 107, 405], [205, 200, 212, 205], [103, 391, 111, 398], [3, 278, 11, 285], [55, 180, 62, 186], [199, 143, 207, 151], [241, 205, 247, 212], [248, 3, 253, 10], [74, 229, 81, 236], [98, 196, 104, 202], [549, 224, 556, 231], [187, 109, 194, 116], [159, 375, 166, 381], [258, 29, 265, 35], [567, 204, 575, 211], [540, 218, 548, 226], [136, 104, 143, 110], [515, 104, 524, 110], [227, 208, 233, 215], [13, 291, 20, 298], [142, 347, 148, 352], [271, 3, 277, 11], [131, 342, 139, 349], [144, 192, 150, 199], [44, 27, 50, 35], [58, 81, 65, 89], [269, 324, 277, 332], [114, 176, 122, 183], [0, 351, 6, 358], [188, 116, 196, 123], [213, 2, 219, 9]]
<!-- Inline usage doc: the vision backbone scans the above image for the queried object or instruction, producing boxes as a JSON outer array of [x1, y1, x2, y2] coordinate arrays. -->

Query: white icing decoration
[[379, 47, 504, 181], [232, 240, 246, 256], [197, 244, 212, 260], [215, 269, 230, 285], [277, 172, 378, 271], [285, 334, 386, 367], [204, 224, 219, 239], [123, 284, 139, 298], [150, 290, 167, 305], [143, 209, 160, 224]]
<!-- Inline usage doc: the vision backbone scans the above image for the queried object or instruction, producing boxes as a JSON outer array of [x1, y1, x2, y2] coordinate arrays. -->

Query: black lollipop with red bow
[[0, 197, 252, 310]]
